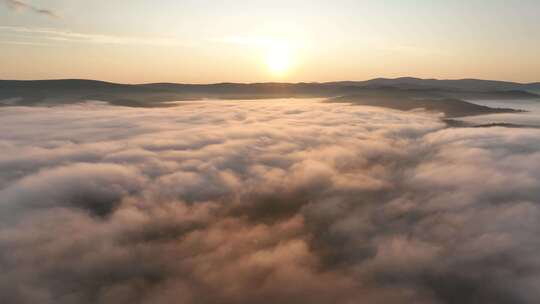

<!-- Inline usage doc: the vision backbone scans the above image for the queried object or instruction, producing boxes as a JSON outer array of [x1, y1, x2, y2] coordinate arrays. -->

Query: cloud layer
[[1, 100, 540, 304]]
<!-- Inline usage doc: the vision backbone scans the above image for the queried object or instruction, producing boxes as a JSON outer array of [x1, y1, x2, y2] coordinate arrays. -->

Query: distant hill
[[328, 94, 523, 118], [344, 77, 540, 92], [0, 77, 538, 116]]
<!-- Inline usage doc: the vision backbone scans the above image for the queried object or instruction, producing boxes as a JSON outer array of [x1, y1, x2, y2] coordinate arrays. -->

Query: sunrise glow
[[265, 44, 292, 76]]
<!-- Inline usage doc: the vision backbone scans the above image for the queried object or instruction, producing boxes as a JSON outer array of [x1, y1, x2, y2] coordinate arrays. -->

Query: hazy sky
[[1, 0, 539, 83]]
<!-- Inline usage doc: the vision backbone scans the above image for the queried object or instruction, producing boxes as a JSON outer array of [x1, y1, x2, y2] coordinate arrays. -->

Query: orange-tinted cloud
[[1, 101, 539, 303]]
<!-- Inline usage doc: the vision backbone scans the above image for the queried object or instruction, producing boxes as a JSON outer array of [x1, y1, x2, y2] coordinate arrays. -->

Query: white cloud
[[1, 100, 539, 303]]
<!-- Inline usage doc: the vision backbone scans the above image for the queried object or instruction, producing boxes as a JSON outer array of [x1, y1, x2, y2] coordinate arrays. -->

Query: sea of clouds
[[1, 99, 540, 304]]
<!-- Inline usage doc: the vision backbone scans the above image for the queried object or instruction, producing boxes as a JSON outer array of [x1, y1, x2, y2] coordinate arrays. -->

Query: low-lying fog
[[460, 99, 540, 126], [1, 99, 540, 304]]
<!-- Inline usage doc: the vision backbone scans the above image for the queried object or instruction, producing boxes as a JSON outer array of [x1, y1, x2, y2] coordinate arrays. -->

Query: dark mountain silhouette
[[328, 94, 523, 118], [344, 77, 540, 92], [1, 77, 538, 116]]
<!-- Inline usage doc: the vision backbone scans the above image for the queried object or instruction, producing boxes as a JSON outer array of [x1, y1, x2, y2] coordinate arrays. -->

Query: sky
[[1, 0, 539, 83]]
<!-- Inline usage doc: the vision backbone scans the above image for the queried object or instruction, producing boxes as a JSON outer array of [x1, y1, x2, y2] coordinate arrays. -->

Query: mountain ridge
[[2, 76, 540, 86], [1, 77, 538, 117]]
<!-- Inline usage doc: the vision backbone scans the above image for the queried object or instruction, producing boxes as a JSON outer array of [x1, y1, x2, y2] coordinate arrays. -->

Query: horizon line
[[1, 76, 539, 86]]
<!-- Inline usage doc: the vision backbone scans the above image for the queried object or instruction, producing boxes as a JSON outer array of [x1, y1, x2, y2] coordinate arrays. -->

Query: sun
[[265, 45, 292, 76]]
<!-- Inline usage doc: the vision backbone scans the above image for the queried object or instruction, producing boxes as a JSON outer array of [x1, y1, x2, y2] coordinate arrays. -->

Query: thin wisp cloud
[[0, 26, 186, 46], [3, 0, 58, 18]]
